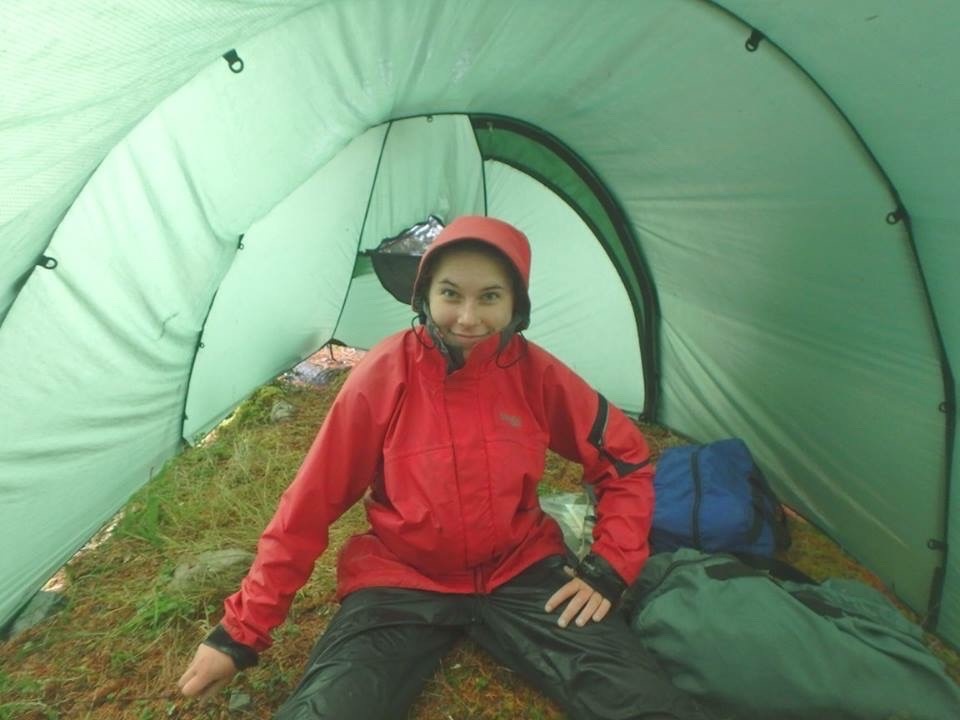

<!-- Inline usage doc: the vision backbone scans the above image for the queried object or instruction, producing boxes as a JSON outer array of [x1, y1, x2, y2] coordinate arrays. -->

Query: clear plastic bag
[[539, 492, 595, 560]]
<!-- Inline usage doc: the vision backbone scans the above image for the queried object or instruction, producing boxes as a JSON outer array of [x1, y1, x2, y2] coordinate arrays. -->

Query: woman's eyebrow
[[437, 278, 506, 292]]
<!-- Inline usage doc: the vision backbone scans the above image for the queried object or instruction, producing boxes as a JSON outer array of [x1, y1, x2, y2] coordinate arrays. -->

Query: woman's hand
[[177, 643, 239, 700], [544, 567, 613, 628]]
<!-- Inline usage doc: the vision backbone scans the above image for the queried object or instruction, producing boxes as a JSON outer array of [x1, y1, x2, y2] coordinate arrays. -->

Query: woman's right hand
[[177, 643, 239, 700]]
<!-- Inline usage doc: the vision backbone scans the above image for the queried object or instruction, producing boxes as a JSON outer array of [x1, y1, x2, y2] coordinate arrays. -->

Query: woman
[[178, 215, 710, 719]]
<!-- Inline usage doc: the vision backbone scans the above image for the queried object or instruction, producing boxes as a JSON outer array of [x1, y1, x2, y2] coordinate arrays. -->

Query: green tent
[[1, 0, 958, 652]]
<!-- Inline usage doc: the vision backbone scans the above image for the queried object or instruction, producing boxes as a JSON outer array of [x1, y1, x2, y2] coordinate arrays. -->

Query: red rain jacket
[[222, 328, 654, 652]]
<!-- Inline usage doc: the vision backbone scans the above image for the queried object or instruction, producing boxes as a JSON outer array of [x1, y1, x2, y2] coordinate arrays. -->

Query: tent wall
[[183, 127, 388, 440], [333, 114, 487, 351], [1, 0, 957, 648], [0, 119, 238, 625], [0, 1, 312, 324], [720, 0, 960, 650]]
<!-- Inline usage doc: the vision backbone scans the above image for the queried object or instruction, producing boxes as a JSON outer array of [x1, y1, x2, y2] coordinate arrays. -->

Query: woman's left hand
[[544, 567, 612, 628]]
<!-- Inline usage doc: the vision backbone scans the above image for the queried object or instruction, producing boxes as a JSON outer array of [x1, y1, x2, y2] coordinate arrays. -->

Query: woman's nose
[[458, 301, 478, 326]]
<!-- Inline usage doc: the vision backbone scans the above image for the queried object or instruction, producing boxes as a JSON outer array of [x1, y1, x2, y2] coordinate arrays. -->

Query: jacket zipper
[[439, 381, 472, 572]]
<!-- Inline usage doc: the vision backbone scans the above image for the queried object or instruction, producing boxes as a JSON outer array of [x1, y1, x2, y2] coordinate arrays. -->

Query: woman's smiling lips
[[448, 332, 491, 345]]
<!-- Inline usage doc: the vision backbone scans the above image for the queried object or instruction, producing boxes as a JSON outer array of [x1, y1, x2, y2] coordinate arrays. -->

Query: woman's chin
[[447, 333, 495, 354]]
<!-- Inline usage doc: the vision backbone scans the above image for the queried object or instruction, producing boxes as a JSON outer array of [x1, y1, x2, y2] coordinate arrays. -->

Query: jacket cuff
[[203, 624, 259, 670], [576, 552, 628, 604]]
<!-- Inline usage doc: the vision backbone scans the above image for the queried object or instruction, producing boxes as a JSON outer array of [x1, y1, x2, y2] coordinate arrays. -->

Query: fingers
[[177, 644, 238, 700], [544, 577, 612, 628], [179, 672, 229, 702], [573, 590, 605, 626], [178, 661, 216, 699], [177, 656, 202, 697], [178, 671, 209, 699], [559, 584, 599, 628], [591, 597, 613, 623], [544, 577, 579, 614], [197, 677, 232, 702]]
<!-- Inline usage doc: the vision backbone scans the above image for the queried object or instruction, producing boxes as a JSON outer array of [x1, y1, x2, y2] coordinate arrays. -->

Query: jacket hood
[[410, 215, 532, 331]]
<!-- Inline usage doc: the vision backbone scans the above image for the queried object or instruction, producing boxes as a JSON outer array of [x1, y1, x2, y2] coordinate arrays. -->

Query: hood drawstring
[[423, 310, 465, 372], [494, 314, 527, 369]]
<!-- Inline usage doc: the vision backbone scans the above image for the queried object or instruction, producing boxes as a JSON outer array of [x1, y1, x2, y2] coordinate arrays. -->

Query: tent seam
[[330, 121, 395, 343]]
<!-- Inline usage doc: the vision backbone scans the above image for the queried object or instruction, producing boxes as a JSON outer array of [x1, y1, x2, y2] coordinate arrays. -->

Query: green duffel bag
[[625, 549, 960, 720]]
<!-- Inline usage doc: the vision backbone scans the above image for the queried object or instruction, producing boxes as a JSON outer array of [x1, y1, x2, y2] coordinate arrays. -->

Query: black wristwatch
[[575, 552, 628, 604], [203, 624, 259, 670]]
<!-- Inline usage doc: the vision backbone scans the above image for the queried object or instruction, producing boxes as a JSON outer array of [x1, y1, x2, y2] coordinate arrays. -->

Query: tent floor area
[[1, 369, 957, 720]]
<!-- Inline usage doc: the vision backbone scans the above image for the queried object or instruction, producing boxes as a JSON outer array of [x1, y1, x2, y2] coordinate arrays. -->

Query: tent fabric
[[183, 125, 388, 440], [471, 116, 660, 414], [1, 0, 958, 654]]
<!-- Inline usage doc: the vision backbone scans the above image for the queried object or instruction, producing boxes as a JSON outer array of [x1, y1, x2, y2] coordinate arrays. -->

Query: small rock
[[228, 691, 252, 713], [169, 549, 255, 591], [270, 399, 296, 423]]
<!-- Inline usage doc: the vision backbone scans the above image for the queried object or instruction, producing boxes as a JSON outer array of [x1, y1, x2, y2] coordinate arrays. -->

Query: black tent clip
[[886, 206, 906, 225], [37, 255, 58, 270], [223, 49, 244, 74], [745, 29, 765, 52], [237, 234, 245, 250]]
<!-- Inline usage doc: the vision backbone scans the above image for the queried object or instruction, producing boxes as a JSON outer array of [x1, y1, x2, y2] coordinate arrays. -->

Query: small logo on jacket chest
[[499, 412, 522, 428]]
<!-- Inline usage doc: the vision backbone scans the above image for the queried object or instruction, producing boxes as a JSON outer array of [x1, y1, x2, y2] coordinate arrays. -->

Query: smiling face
[[425, 246, 516, 358]]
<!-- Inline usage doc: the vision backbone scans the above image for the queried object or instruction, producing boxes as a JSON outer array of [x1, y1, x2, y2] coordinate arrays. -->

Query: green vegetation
[[0, 371, 956, 719]]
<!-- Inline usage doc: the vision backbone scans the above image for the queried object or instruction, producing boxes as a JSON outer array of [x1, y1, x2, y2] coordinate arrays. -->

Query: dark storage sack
[[364, 215, 444, 303], [651, 438, 789, 556], [626, 549, 960, 720]]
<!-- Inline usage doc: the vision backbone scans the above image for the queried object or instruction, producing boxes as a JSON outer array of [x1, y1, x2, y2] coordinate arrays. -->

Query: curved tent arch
[[330, 115, 648, 413], [1, 0, 958, 652], [468, 114, 660, 417]]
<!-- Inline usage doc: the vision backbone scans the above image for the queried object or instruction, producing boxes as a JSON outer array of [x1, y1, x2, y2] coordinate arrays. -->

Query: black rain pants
[[273, 556, 713, 720]]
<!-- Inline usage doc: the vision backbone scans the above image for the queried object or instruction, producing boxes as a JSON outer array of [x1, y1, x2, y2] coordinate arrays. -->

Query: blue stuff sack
[[651, 438, 789, 556]]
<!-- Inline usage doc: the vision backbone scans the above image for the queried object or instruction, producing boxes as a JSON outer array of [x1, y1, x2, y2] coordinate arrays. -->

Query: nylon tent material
[[1, 0, 957, 655]]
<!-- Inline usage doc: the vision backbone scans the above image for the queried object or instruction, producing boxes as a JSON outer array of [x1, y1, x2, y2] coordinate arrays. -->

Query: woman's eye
[[481, 292, 501, 302]]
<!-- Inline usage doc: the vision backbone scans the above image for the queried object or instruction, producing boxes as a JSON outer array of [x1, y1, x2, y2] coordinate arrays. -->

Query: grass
[[0, 370, 958, 719]]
